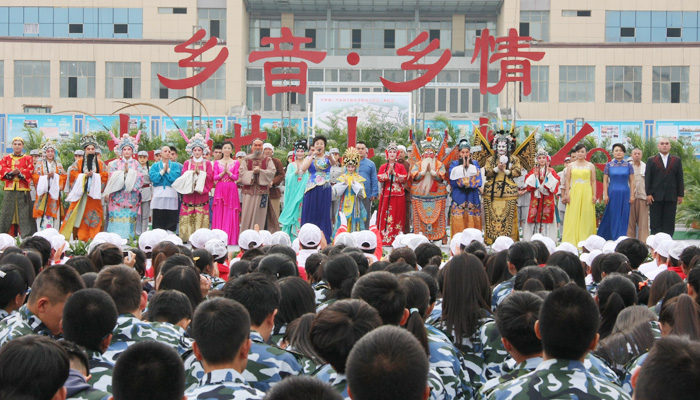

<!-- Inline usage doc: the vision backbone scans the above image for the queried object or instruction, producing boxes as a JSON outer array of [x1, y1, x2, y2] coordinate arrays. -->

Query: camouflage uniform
[[312, 364, 350, 399], [103, 314, 188, 363], [0, 305, 59, 346], [312, 280, 331, 306], [477, 357, 543, 399], [316, 297, 337, 313], [426, 299, 443, 326], [185, 330, 303, 393], [483, 359, 631, 400], [151, 321, 194, 355], [491, 277, 515, 311], [65, 369, 111, 400], [426, 324, 470, 400], [86, 349, 114, 393], [478, 320, 509, 381], [203, 274, 227, 291], [622, 352, 647, 395], [499, 353, 621, 386], [0, 309, 10, 321], [587, 282, 599, 296], [185, 368, 265, 400], [270, 324, 287, 347]]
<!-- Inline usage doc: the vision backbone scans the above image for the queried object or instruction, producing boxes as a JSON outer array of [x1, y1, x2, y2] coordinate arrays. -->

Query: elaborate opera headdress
[[185, 133, 208, 156], [421, 134, 439, 152], [457, 137, 471, 150], [343, 147, 361, 167], [41, 139, 58, 154], [115, 133, 140, 155], [536, 147, 551, 164], [293, 139, 308, 152], [491, 131, 515, 155], [80, 134, 99, 149], [385, 141, 399, 159]]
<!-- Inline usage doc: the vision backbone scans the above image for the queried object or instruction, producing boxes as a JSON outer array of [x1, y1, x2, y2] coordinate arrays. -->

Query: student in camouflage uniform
[[265, 376, 343, 400], [347, 325, 432, 400], [484, 284, 631, 400], [310, 299, 383, 399], [62, 288, 119, 393], [632, 336, 700, 400], [111, 341, 186, 400], [0, 335, 70, 399], [59, 341, 111, 400], [220, 273, 303, 391], [491, 242, 537, 311], [145, 290, 194, 355], [186, 298, 265, 400], [0, 265, 84, 346], [94, 265, 190, 363]]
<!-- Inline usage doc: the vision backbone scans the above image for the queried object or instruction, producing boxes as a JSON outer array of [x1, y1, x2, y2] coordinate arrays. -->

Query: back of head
[[29, 264, 85, 305], [192, 248, 214, 275], [539, 284, 600, 360], [546, 251, 585, 288], [89, 243, 124, 271], [408, 271, 439, 306], [596, 274, 637, 339], [223, 273, 280, 326], [689, 266, 700, 299], [648, 270, 683, 306], [658, 294, 700, 341], [112, 341, 185, 400], [414, 243, 442, 268], [191, 297, 250, 365], [634, 336, 700, 400], [264, 376, 343, 400], [158, 254, 195, 278], [324, 255, 359, 300], [346, 325, 429, 400], [496, 291, 544, 356], [441, 253, 491, 341], [486, 250, 511, 287], [24, 251, 43, 278], [276, 276, 316, 327], [1, 253, 36, 286], [599, 253, 632, 276], [530, 240, 550, 265], [310, 299, 382, 373], [65, 255, 98, 274], [230, 260, 251, 278], [258, 253, 298, 280], [62, 288, 118, 351], [266, 244, 298, 263], [514, 266, 555, 291], [389, 247, 417, 268], [151, 241, 180, 277], [147, 290, 193, 326], [615, 238, 648, 269], [159, 265, 203, 310], [0, 335, 69, 400], [0, 265, 28, 310], [305, 253, 327, 282], [398, 274, 430, 355], [384, 262, 414, 275], [351, 271, 406, 325], [508, 241, 536, 272], [20, 236, 51, 267], [341, 248, 369, 276], [95, 265, 142, 315]]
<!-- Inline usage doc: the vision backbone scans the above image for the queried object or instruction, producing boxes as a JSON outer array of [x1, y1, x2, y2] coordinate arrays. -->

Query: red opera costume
[[523, 151, 561, 242], [377, 143, 408, 244], [0, 139, 36, 236]]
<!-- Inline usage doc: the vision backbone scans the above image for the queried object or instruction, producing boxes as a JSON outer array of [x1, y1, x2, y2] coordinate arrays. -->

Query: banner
[[312, 92, 411, 132]]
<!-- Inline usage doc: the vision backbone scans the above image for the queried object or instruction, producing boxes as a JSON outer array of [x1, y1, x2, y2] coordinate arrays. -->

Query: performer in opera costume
[[333, 147, 367, 233], [172, 133, 214, 242], [0, 137, 37, 237], [523, 148, 561, 241], [60, 135, 109, 241], [377, 141, 407, 244], [300, 135, 337, 243], [410, 135, 448, 241], [212, 141, 241, 245], [150, 146, 182, 233], [280, 139, 309, 240], [32, 139, 66, 231], [448, 137, 482, 236], [103, 133, 145, 239], [237, 138, 276, 231]]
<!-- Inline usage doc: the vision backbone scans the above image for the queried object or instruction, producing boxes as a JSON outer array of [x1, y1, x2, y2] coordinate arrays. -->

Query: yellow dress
[[562, 165, 597, 246]]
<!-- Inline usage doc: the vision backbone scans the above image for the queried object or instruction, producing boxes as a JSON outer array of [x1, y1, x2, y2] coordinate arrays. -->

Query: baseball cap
[[655, 239, 676, 259], [668, 242, 688, 260], [580, 249, 603, 266], [189, 228, 213, 249], [578, 235, 605, 252], [270, 231, 292, 247], [205, 238, 228, 260], [298, 224, 322, 248], [602, 241, 617, 254], [492, 236, 514, 253], [263, 143, 274, 151], [74, 150, 84, 156], [163, 234, 183, 246], [258, 230, 272, 246], [356, 230, 377, 251], [554, 242, 579, 256], [461, 228, 484, 247], [651, 233, 672, 250], [0, 234, 15, 251], [154, 149, 161, 155], [236, 151, 246, 158], [30, 149, 39, 156], [330, 148, 340, 154], [211, 229, 229, 245], [239, 230, 263, 250], [138, 230, 166, 253], [449, 232, 462, 255], [334, 232, 356, 247]]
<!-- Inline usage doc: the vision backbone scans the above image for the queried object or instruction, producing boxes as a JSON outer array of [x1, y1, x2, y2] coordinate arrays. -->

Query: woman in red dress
[[377, 141, 408, 244]]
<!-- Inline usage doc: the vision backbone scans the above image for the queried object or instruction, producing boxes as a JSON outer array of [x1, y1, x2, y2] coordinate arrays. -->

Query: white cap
[[461, 228, 484, 247], [492, 236, 514, 253], [330, 148, 340, 154], [406, 234, 429, 251], [554, 242, 579, 256], [578, 235, 606, 252], [75, 150, 84, 156], [449, 232, 462, 255], [239, 230, 263, 250], [30, 149, 39, 156], [602, 240, 617, 254], [93, 232, 127, 247], [656, 239, 676, 259], [392, 234, 408, 249], [581, 249, 603, 266], [356, 230, 377, 251], [263, 143, 274, 150], [163, 234, 183, 246], [95, 148, 102, 154], [668, 242, 688, 260], [397, 145, 407, 152], [154, 149, 161, 155], [614, 236, 629, 245], [537, 237, 556, 255], [270, 231, 292, 247], [258, 230, 272, 246], [652, 233, 672, 250], [210, 229, 229, 245], [287, 151, 294, 157], [531, 233, 546, 242], [87, 238, 107, 255], [34, 228, 61, 240], [137, 150, 148, 156], [139, 230, 169, 253], [298, 224, 323, 248], [205, 238, 228, 260], [292, 238, 300, 252], [236, 151, 247, 158], [0, 234, 15, 251], [645, 234, 657, 249], [49, 235, 67, 253], [334, 232, 356, 247], [189, 228, 213, 249]]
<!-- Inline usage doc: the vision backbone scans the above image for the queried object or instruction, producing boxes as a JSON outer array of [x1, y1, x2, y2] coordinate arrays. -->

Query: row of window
[[10, 61, 226, 100], [247, 68, 498, 85], [522, 65, 690, 104]]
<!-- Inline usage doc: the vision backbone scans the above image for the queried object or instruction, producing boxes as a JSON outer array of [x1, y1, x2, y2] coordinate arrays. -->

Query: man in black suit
[[645, 137, 684, 236]]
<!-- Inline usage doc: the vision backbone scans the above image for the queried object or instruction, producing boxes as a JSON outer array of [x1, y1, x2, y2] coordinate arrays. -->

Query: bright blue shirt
[[358, 158, 378, 198]]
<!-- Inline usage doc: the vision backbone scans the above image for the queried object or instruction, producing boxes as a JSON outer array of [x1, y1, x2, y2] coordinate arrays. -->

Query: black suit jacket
[[645, 154, 684, 201]]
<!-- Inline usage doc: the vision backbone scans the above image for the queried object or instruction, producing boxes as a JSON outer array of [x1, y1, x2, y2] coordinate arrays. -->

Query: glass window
[[0, 61, 3, 96], [60, 61, 95, 98], [247, 68, 263, 81], [305, 28, 316, 48], [605, 66, 641, 103], [106, 62, 141, 99], [198, 8, 226, 40], [361, 70, 381, 83], [384, 29, 395, 49], [15, 61, 50, 97], [521, 66, 549, 102], [559, 66, 595, 102], [339, 69, 359, 82], [151, 62, 187, 99], [652, 66, 689, 103], [520, 11, 550, 42], [308, 69, 323, 81], [246, 86, 262, 111], [199, 65, 225, 99]]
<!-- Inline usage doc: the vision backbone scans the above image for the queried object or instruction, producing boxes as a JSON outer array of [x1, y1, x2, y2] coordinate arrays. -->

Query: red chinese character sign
[[471, 28, 544, 96], [225, 115, 268, 152], [158, 29, 229, 90], [248, 27, 326, 96], [380, 31, 452, 92]]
